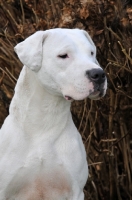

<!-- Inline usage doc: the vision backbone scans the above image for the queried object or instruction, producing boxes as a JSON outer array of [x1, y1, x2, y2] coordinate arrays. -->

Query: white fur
[[0, 28, 107, 200]]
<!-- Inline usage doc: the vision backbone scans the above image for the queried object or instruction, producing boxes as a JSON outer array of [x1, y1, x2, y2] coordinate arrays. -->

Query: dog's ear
[[82, 30, 95, 47], [82, 30, 100, 66], [14, 31, 48, 72]]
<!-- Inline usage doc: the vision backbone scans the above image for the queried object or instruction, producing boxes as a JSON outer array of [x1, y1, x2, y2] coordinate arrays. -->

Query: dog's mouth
[[64, 90, 103, 101], [64, 95, 73, 101], [88, 90, 102, 100], [64, 91, 103, 101]]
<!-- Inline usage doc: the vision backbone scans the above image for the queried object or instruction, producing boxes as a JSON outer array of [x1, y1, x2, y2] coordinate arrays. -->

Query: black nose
[[86, 68, 106, 84]]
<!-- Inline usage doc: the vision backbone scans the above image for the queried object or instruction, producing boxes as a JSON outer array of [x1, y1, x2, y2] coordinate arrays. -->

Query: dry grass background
[[0, 0, 132, 199]]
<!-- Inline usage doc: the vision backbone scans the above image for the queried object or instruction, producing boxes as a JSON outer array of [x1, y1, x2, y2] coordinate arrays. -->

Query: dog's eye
[[58, 54, 68, 59], [91, 51, 94, 56]]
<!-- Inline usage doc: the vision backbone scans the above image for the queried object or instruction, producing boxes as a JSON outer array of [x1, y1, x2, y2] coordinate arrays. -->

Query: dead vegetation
[[0, 0, 132, 199]]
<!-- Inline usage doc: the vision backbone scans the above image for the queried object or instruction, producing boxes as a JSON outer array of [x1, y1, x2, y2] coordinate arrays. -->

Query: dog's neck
[[9, 66, 72, 138]]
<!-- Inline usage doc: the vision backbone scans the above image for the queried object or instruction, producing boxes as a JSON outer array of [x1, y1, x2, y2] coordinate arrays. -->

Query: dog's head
[[14, 28, 107, 101]]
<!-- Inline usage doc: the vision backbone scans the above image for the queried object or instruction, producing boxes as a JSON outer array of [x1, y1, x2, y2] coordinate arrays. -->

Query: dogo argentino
[[0, 28, 107, 200]]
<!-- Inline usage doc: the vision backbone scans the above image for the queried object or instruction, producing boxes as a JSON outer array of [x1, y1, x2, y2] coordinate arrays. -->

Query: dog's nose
[[86, 68, 106, 84]]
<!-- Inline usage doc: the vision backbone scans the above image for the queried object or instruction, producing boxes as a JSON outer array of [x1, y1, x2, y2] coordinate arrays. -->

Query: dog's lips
[[64, 90, 103, 101], [64, 95, 73, 101], [64, 91, 101, 101], [88, 90, 101, 100]]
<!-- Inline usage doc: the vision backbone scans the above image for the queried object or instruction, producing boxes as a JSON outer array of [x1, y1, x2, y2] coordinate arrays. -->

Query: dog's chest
[[4, 138, 73, 199], [4, 147, 72, 199], [2, 117, 87, 199], [10, 168, 72, 200]]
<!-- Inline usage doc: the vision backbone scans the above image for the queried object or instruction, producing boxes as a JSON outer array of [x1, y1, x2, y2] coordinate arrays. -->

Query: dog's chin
[[64, 93, 95, 101]]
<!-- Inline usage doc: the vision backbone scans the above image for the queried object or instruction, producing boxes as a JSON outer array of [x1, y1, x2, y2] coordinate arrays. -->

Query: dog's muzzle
[[86, 68, 106, 99]]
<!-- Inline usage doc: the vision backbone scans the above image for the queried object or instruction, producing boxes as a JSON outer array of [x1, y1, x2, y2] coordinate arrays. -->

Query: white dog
[[0, 28, 107, 200]]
